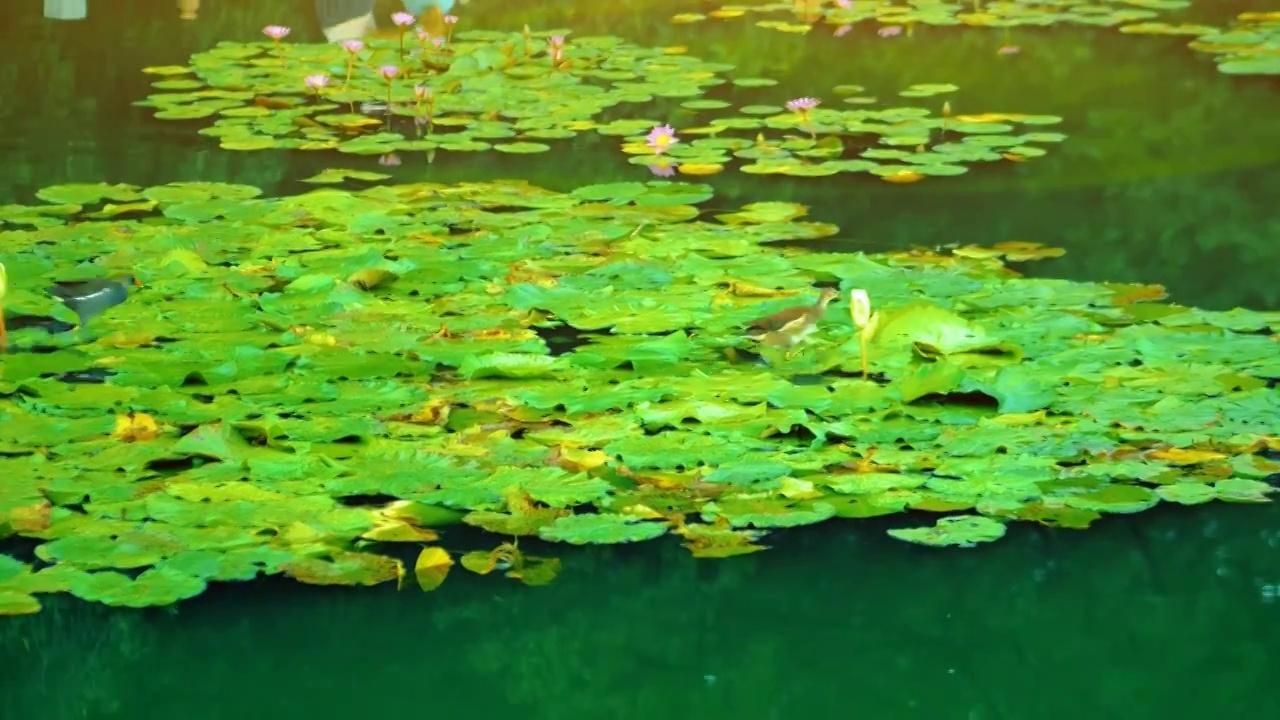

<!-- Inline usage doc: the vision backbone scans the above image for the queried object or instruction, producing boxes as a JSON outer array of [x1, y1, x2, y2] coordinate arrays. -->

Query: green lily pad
[[538, 514, 669, 544], [887, 515, 1008, 547], [0, 174, 1274, 612]]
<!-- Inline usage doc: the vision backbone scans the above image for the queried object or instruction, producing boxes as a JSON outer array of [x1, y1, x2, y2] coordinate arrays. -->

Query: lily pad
[[0, 175, 1274, 612], [887, 515, 1008, 548]]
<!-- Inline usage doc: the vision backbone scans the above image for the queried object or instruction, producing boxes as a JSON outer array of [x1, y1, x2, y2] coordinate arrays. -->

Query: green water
[[2, 0, 1279, 717]]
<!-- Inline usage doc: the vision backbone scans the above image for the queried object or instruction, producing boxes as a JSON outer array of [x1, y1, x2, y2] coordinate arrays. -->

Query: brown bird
[[744, 287, 839, 357]]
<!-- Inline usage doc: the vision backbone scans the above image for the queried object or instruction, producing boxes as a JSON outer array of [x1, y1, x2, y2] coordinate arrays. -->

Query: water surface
[[2, 1, 1278, 717]]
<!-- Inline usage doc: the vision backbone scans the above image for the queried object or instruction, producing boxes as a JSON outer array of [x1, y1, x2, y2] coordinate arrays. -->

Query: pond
[[1, 0, 1278, 718]]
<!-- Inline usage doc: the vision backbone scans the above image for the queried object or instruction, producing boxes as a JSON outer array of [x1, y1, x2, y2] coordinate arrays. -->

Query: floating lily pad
[[145, 30, 739, 156], [887, 515, 1008, 548], [1190, 12, 1280, 76], [715, 0, 1189, 35], [0, 176, 1275, 612]]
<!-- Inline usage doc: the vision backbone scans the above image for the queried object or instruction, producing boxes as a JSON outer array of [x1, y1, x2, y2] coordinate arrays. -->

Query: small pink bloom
[[785, 97, 820, 112], [646, 124, 678, 154], [548, 35, 565, 62], [392, 12, 415, 27], [835, 0, 852, 7], [379, 65, 399, 80], [379, 153, 401, 166], [998, 44, 1021, 55], [263, 25, 290, 40], [834, 24, 852, 37], [341, 39, 364, 53], [878, 25, 903, 37], [417, 29, 431, 42], [304, 73, 330, 90], [430, 37, 444, 48], [414, 84, 432, 101], [443, 15, 459, 24]]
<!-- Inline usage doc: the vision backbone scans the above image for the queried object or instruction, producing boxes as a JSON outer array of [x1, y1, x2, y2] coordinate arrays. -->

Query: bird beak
[[132, 278, 144, 287]]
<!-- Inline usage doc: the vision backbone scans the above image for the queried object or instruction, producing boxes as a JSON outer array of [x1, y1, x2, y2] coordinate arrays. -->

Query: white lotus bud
[[849, 288, 872, 327]]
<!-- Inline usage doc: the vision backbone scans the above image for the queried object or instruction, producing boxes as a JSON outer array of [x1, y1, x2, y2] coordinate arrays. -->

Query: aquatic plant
[[547, 34, 565, 65], [135, 28, 1064, 180], [340, 38, 364, 88], [262, 24, 290, 58], [0, 177, 1276, 611], [443, 13, 459, 45], [1189, 12, 1280, 76], [392, 11, 416, 60], [0, 262, 7, 353], [674, 0, 1197, 35], [378, 64, 399, 107], [645, 124, 678, 155], [304, 73, 329, 98]]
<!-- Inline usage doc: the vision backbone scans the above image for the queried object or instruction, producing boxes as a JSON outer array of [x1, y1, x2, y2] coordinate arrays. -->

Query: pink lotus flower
[[834, 24, 852, 37], [391, 12, 415, 27], [414, 85, 432, 101], [263, 25, 290, 40], [443, 15, 459, 24], [548, 35, 565, 63], [379, 153, 401, 166], [431, 37, 444, 48], [878, 25, 903, 37], [379, 65, 399, 80], [785, 97, 820, 112], [646, 124, 678, 155], [341, 39, 364, 54], [835, 0, 852, 7], [304, 73, 330, 91]]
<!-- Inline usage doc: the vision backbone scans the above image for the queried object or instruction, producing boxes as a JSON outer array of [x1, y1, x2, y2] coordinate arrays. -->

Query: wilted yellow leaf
[[361, 519, 440, 543], [1148, 448, 1228, 465], [407, 398, 451, 426], [347, 267, 398, 290], [414, 547, 454, 592], [112, 413, 160, 442]]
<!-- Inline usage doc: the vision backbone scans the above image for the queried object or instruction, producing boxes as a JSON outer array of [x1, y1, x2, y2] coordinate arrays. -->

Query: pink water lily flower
[[341, 39, 364, 54], [834, 24, 852, 37], [835, 0, 852, 7], [391, 12, 415, 26], [646, 124, 678, 154], [548, 35, 565, 63], [263, 25, 290, 40], [379, 65, 399, 80], [785, 97, 821, 112], [878, 25, 903, 37], [414, 85, 432, 101], [304, 74, 330, 91], [443, 15, 459, 24]]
